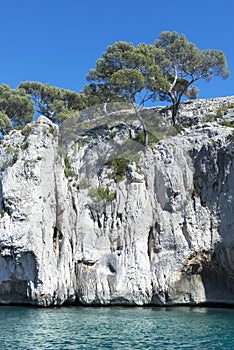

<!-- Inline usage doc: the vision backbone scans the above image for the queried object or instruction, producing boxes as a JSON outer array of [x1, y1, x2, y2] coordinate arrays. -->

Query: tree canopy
[[0, 84, 34, 133], [0, 31, 230, 135], [19, 81, 86, 124], [154, 31, 230, 122], [0, 111, 12, 135], [86, 32, 230, 124]]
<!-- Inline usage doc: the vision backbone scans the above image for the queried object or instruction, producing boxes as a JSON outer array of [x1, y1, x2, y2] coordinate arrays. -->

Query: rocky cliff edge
[[0, 96, 234, 306]]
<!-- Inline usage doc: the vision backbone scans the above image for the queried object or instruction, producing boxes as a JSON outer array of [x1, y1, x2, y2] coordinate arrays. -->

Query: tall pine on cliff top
[[85, 31, 229, 133]]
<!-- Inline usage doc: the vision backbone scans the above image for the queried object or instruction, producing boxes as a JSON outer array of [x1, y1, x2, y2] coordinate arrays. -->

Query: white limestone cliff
[[0, 96, 234, 306]]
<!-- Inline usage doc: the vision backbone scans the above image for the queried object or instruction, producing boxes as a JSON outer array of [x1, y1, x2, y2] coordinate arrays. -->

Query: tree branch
[[169, 66, 178, 92]]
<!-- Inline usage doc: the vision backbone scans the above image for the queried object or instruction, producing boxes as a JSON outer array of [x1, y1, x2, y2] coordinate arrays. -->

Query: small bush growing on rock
[[49, 125, 58, 137], [64, 155, 78, 179], [107, 158, 129, 182], [204, 114, 216, 123], [5, 145, 19, 154], [21, 141, 29, 150], [89, 186, 117, 202], [133, 131, 160, 146], [205, 103, 234, 123], [21, 125, 32, 137], [2, 146, 19, 166]]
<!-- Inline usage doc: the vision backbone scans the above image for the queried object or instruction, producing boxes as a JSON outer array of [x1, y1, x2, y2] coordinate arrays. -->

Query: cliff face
[[0, 96, 234, 306]]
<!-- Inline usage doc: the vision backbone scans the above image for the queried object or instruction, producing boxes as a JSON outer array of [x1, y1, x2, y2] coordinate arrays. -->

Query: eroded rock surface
[[0, 97, 234, 306]]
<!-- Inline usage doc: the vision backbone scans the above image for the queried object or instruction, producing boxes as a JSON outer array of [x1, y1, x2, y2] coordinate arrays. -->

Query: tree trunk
[[170, 80, 195, 125], [133, 105, 148, 149], [172, 102, 179, 125], [143, 127, 148, 148]]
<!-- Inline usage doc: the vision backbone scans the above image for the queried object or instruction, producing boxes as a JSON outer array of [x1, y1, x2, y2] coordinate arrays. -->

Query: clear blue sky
[[0, 0, 233, 102]]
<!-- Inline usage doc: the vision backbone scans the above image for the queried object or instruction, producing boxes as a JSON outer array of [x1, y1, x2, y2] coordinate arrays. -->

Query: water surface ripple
[[0, 306, 233, 349]]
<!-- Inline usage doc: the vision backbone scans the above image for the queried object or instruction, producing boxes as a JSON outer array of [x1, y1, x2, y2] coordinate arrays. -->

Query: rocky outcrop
[[0, 96, 234, 306]]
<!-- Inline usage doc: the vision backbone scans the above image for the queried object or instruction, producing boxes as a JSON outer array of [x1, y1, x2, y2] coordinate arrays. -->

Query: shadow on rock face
[[163, 246, 234, 306], [200, 243, 234, 305], [191, 140, 234, 305], [0, 251, 38, 305]]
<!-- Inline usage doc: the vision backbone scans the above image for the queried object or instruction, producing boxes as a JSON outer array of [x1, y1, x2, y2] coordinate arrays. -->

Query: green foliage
[[5, 145, 19, 154], [19, 81, 86, 124], [87, 41, 136, 82], [49, 125, 58, 136], [219, 119, 234, 127], [133, 131, 161, 146], [89, 186, 117, 202], [203, 114, 216, 123], [216, 108, 225, 118], [64, 155, 77, 179], [204, 103, 234, 123], [107, 158, 129, 182], [0, 31, 229, 135], [216, 103, 234, 119], [21, 125, 32, 137], [4, 145, 19, 165], [86, 40, 169, 107], [21, 141, 29, 150], [24, 158, 41, 168], [0, 111, 12, 134], [154, 31, 229, 123], [86, 32, 229, 126], [0, 84, 34, 132], [97, 186, 117, 201], [72, 182, 80, 190], [191, 187, 199, 197], [110, 69, 146, 102], [82, 83, 125, 107], [1, 208, 5, 218]]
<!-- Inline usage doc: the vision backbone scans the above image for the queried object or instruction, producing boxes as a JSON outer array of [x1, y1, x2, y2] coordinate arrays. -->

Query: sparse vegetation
[[49, 125, 58, 137], [219, 119, 234, 127], [89, 186, 117, 202], [107, 158, 129, 182], [64, 155, 78, 179], [1, 208, 5, 218], [204, 103, 234, 123], [133, 131, 160, 146], [216, 102, 234, 118], [86, 31, 229, 129], [21, 125, 32, 137], [21, 141, 29, 150], [173, 123, 183, 133], [191, 187, 199, 197], [203, 114, 216, 123], [24, 159, 38, 167], [5, 145, 19, 154]]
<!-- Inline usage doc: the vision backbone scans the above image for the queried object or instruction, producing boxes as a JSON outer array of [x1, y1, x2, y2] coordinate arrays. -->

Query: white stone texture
[[0, 98, 233, 306]]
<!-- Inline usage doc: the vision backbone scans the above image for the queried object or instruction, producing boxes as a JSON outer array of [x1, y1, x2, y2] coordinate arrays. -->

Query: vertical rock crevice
[[0, 98, 234, 306]]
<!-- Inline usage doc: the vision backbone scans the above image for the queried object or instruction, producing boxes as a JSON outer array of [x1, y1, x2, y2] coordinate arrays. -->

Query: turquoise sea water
[[0, 306, 233, 349]]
